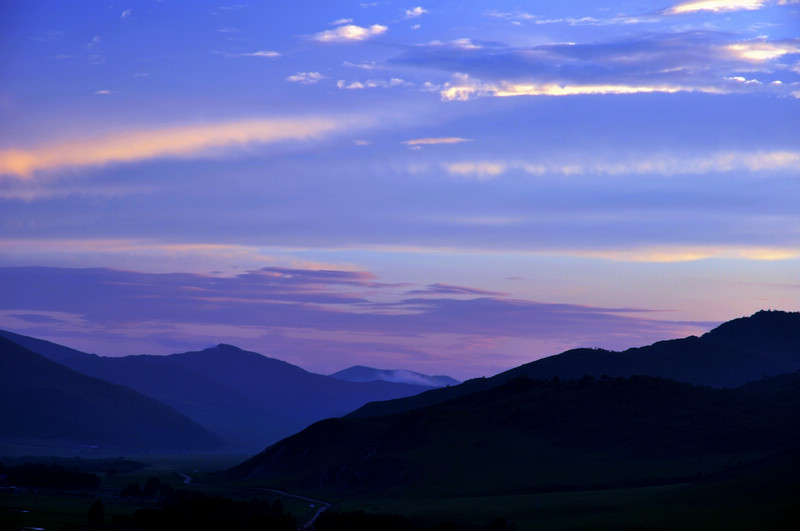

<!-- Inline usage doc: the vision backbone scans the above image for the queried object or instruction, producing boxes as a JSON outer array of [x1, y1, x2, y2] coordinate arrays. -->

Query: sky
[[0, 1, 798, 380]]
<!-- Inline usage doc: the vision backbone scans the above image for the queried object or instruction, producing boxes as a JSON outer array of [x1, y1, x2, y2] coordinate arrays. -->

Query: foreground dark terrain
[[2, 310, 800, 529]]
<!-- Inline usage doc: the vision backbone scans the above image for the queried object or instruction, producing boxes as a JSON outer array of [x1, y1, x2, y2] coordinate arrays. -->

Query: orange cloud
[[0, 115, 369, 178]]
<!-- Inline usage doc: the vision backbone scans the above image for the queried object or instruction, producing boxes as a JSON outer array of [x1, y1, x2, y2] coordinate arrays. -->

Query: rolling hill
[[230, 371, 800, 498], [0, 336, 222, 454]]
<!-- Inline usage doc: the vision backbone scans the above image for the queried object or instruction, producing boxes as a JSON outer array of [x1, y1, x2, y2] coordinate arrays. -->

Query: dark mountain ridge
[[348, 310, 800, 419], [0, 337, 221, 453]]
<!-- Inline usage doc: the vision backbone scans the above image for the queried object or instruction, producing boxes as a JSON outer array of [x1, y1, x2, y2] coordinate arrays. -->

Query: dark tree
[[87, 499, 104, 526]]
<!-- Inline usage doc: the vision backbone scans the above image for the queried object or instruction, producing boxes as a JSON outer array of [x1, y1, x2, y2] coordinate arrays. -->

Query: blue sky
[[1, 1, 798, 379]]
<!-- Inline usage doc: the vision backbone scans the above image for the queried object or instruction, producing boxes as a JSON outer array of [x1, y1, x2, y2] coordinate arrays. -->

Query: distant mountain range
[[330, 366, 460, 387], [229, 310, 800, 499], [0, 336, 221, 453], [0, 331, 439, 452]]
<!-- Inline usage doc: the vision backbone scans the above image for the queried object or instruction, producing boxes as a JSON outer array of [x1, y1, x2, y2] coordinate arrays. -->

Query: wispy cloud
[[286, 71, 324, 84], [336, 78, 410, 89], [485, 10, 657, 26], [403, 137, 472, 146], [312, 23, 388, 42], [443, 150, 800, 179], [568, 245, 800, 262], [215, 50, 280, 58], [440, 74, 711, 100], [0, 115, 370, 178]]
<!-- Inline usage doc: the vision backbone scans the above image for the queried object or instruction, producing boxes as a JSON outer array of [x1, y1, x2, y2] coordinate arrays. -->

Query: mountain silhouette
[[0, 333, 436, 452], [348, 310, 800, 419], [0, 336, 222, 453]]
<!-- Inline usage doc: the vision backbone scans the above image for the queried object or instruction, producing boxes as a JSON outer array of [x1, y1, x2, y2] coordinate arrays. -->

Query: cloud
[[343, 60, 379, 70], [394, 32, 800, 101], [312, 23, 388, 43], [725, 39, 800, 62], [445, 161, 507, 178], [486, 10, 655, 26], [569, 246, 800, 262], [442, 150, 800, 179], [665, 0, 767, 14], [0, 265, 710, 377], [407, 283, 508, 296], [286, 72, 324, 84], [403, 137, 472, 146], [120, 9, 132, 20], [405, 6, 428, 18], [215, 50, 280, 58], [336, 78, 411, 89], [0, 115, 371, 178], [440, 74, 710, 100]]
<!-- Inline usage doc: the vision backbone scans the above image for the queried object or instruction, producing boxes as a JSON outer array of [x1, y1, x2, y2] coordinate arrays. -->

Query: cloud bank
[[0, 266, 710, 377], [392, 32, 800, 101]]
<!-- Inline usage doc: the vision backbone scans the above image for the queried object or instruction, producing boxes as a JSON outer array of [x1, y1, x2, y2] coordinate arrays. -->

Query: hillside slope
[[348, 310, 800, 419], [0, 337, 222, 453], [230, 372, 800, 498]]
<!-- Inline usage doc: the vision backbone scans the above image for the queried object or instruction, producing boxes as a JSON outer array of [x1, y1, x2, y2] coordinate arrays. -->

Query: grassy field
[[334, 450, 800, 531], [0, 452, 318, 530], [3, 450, 798, 530]]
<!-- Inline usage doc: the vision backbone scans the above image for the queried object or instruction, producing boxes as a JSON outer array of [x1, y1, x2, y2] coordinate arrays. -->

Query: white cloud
[[287, 72, 324, 84], [445, 162, 506, 179], [343, 60, 379, 70], [338, 80, 365, 89], [725, 39, 800, 62], [452, 38, 481, 50], [666, 0, 766, 14], [337, 78, 411, 89], [405, 6, 428, 18], [215, 50, 280, 58], [94, 90, 113, 95], [312, 23, 387, 43], [120, 9, 132, 20], [439, 73, 725, 101], [248, 50, 280, 58], [332, 18, 354, 25]]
